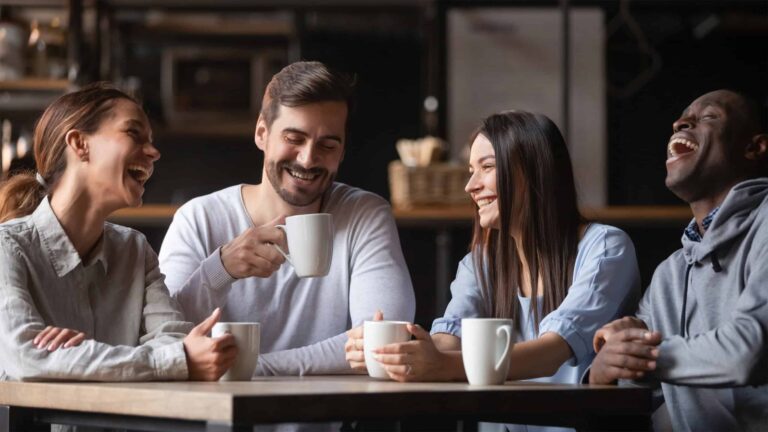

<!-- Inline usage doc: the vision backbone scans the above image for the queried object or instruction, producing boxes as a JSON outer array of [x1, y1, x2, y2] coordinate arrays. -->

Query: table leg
[[0, 406, 7, 432], [435, 228, 452, 316], [0, 406, 43, 432], [206, 421, 252, 432], [579, 413, 651, 432]]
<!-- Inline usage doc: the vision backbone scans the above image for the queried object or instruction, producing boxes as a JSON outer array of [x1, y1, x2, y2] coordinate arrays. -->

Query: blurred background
[[1, 0, 767, 326]]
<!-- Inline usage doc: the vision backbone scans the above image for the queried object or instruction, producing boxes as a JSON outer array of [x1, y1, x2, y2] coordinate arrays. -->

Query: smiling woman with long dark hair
[[347, 111, 641, 406]]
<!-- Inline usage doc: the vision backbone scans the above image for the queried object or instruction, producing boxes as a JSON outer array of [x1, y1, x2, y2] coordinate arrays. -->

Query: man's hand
[[345, 310, 383, 371], [593, 316, 649, 353], [183, 308, 239, 381], [589, 328, 662, 385], [220, 215, 287, 279], [33, 326, 87, 351]]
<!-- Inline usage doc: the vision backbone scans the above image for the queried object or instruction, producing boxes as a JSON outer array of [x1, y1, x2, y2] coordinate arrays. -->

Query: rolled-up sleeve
[[431, 254, 489, 338], [539, 225, 641, 365]]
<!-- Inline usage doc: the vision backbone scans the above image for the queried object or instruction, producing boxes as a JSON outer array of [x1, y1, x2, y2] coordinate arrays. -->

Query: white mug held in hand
[[461, 318, 514, 385], [212, 322, 260, 381], [274, 213, 333, 278], [363, 320, 411, 379]]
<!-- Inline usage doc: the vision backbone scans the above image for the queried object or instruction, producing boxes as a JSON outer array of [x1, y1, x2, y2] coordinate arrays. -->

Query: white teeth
[[127, 164, 150, 183], [287, 169, 318, 181], [476, 198, 495, 207], [668, 138, 699, 157]]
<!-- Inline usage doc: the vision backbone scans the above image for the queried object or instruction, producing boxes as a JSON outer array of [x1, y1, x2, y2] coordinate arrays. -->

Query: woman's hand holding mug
[[345, 310, 383, 371], [183, 308, 239, 381], [372, 324, 455, 382]]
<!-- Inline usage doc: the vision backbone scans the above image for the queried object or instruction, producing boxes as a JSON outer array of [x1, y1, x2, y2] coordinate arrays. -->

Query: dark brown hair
[[471, 111, 584, 332], [0, 82, 136, 223], [260, 61, 355, 128]]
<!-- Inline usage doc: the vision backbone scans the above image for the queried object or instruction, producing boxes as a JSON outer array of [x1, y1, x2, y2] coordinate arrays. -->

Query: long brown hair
[[0, 82, 136, 223], [471, 111, 583, 332]]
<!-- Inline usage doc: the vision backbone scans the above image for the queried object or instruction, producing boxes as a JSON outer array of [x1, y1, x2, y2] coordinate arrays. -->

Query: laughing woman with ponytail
[[0, 83, 236, 382]]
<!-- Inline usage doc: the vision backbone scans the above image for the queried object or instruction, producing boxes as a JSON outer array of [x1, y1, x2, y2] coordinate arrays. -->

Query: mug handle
[[494, 325, 513, 372], [273, 225, 294, 267]]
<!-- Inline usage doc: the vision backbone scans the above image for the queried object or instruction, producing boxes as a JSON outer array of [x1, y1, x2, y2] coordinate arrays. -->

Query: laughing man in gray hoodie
[[589, 89, 768, 431]]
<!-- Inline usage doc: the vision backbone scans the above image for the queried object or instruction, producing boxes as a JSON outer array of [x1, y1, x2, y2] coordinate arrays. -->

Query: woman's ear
[[65, 130, 89, 162]]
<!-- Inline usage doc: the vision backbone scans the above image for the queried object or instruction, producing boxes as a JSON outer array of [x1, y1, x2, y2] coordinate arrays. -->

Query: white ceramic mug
[[363, 320, 411, 379], [461, 318, 514, 385], [275, 213, 333, 278], [212, 322, 260, 381]]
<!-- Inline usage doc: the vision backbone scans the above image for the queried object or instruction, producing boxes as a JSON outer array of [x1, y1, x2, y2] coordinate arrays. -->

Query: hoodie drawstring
[[680, 264, 692, 338], [711, 252, 722, 272]]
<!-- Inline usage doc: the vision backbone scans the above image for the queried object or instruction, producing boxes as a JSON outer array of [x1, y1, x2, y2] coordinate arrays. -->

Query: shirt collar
[[684, 206, 720, 242], [31, 197, 108, 277]]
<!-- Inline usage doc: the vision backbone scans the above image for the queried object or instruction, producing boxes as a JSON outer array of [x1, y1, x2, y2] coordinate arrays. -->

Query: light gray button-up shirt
[[0, 197, 192, 381]]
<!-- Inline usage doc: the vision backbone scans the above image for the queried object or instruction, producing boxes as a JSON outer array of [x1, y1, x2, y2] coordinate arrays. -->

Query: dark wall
[[606, 1, 768, 205]]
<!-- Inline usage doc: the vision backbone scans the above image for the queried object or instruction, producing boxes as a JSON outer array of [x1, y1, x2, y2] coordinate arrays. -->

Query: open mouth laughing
[[126, 164, 152, 186], [667, 136, 700, 160]]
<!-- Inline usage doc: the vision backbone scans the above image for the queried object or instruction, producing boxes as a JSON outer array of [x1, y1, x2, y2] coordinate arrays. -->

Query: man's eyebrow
[[283, 127, 342, 144], [283, 127, 308, 136]]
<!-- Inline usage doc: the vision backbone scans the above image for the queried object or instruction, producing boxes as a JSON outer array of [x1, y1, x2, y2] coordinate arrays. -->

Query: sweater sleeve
[[255, 197, 416, 376], [139, 241, 195, 352], [0, 236, 189, 382], [159, 204, 236, 324], [653, 238, 768, 387]]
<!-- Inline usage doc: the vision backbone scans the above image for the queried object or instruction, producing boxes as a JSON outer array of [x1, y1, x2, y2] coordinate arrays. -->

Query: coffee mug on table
[[212, 322, 260, 381], [461, 318, 514, 385], [363, 320, 411, 379], [274, 213, 333, 278]]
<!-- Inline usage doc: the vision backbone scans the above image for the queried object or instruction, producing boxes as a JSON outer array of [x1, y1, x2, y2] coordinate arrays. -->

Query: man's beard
[[266, 160, 334, 207]]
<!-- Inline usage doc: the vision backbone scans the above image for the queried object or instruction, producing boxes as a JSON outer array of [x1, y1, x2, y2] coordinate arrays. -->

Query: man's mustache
[[279, 162, 327, 177]]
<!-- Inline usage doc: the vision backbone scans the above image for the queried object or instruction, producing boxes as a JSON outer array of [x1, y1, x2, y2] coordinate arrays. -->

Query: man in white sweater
[[159, 61, 415, 376]]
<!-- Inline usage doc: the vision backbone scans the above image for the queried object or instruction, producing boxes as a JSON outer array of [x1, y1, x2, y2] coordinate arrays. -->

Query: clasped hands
[[589, 316, 662, 385]]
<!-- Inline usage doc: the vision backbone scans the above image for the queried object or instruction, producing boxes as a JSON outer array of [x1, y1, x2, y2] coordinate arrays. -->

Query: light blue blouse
[[431, 223, 641, 432]]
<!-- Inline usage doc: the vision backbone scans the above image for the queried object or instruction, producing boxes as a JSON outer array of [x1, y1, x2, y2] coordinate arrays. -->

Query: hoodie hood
[[682, 177, 768, 264]]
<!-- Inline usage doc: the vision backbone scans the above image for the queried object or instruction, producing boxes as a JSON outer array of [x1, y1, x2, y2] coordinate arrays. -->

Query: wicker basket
[[388, 161, 471, 208]]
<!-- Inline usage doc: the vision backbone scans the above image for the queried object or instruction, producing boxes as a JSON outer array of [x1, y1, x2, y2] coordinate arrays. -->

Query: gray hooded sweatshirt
[[636, 178, 768, 431]]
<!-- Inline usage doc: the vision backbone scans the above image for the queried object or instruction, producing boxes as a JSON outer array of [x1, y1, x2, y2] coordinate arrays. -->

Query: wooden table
[[0, 376, 650, 432]]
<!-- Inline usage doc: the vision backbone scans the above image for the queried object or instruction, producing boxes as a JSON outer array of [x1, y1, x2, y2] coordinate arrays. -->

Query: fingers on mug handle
[[273, 225, 293, 265]]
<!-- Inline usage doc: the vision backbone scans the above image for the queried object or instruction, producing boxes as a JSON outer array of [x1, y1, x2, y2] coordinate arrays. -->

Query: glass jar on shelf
[[0, 7, 28, 81]]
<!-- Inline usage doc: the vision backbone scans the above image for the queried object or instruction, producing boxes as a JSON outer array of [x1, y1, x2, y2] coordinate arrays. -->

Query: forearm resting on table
[[431, 332, 571, 381], [507, 333, 572, 380]]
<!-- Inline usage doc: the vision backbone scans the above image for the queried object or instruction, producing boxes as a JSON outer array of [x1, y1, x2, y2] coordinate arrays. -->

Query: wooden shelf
[[394, 204, 692, 227], [0, 79, 70, 92], [109, 203, 692, 228], [109, 204, 178, 226]]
